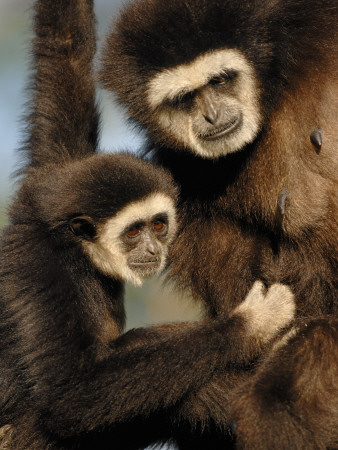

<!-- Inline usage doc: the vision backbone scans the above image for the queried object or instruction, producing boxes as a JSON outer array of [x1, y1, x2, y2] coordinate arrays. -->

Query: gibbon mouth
[[199, 115, 242, 141], [129, 259, 161, 271]]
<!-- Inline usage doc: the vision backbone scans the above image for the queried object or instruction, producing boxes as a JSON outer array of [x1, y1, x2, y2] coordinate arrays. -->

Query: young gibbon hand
[[0, 0, 296, 449]]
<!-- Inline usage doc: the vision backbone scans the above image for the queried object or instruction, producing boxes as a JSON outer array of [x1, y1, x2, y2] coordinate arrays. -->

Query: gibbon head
[[15, 153, 178, 286], [79, 191, 177, 286], [100, 0, 281, 159], [145, 49, 262, 159]]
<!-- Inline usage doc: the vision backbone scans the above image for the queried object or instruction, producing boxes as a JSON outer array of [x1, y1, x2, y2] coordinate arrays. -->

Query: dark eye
[[153, 218, 167, 234], [209, 71, 237, 85], [169, 90, 196, 108], [127, 226, 141, 238], [153, 220, 164, 231], [180, 91, 196, 103]]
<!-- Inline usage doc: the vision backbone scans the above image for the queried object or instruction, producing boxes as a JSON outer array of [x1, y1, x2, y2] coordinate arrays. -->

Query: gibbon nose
[[147, 244, 156, 255], [197, 91, 219, 125], [145, 238, 159, 256]]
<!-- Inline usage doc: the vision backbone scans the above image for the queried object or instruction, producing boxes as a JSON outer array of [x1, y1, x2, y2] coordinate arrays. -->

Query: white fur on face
[[147, 49, 262, 159], [82, 193, 177, 286]]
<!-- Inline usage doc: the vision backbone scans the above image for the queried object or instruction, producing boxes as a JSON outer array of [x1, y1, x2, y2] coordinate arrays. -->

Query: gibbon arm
[[25, 0, 99, 171]]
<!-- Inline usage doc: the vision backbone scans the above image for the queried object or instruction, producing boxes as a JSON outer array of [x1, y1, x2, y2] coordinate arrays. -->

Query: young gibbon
[[0, 0, 296, 448], [100, 0, 338, 448]]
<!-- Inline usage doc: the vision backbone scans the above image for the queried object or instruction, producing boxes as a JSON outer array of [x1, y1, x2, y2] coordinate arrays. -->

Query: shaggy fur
[[100, 0, 338, 448], [0, 1, 296, 448]]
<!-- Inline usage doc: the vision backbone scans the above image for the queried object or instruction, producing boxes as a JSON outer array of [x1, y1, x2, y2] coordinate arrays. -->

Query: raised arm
[[23, 0, 99, 171]]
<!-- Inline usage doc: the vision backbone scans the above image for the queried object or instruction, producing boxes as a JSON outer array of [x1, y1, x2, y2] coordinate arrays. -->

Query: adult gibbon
[[0, 0, 295, 448], [100, 0, 338, 448]]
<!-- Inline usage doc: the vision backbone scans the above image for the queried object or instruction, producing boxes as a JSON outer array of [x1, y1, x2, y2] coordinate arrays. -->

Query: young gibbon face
[[78, 193, 177, 286], [146, 49, 262, 159]]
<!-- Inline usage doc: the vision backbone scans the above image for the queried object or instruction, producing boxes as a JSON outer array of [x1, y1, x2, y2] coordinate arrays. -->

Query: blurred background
[[0, 0, 202, 332]]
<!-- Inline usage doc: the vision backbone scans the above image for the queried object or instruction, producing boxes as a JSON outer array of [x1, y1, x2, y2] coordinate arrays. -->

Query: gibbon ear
[[69, 215, 96, 240]]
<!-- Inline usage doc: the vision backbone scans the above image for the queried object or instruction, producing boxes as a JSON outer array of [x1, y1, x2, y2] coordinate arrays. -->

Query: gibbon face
[[147, 49, 262, 159], [80, 193, 177, 286]]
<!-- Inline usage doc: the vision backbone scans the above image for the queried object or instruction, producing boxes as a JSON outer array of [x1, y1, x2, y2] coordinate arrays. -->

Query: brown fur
[[0, 1, 297, 448], [100, 0, 338, 447]]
